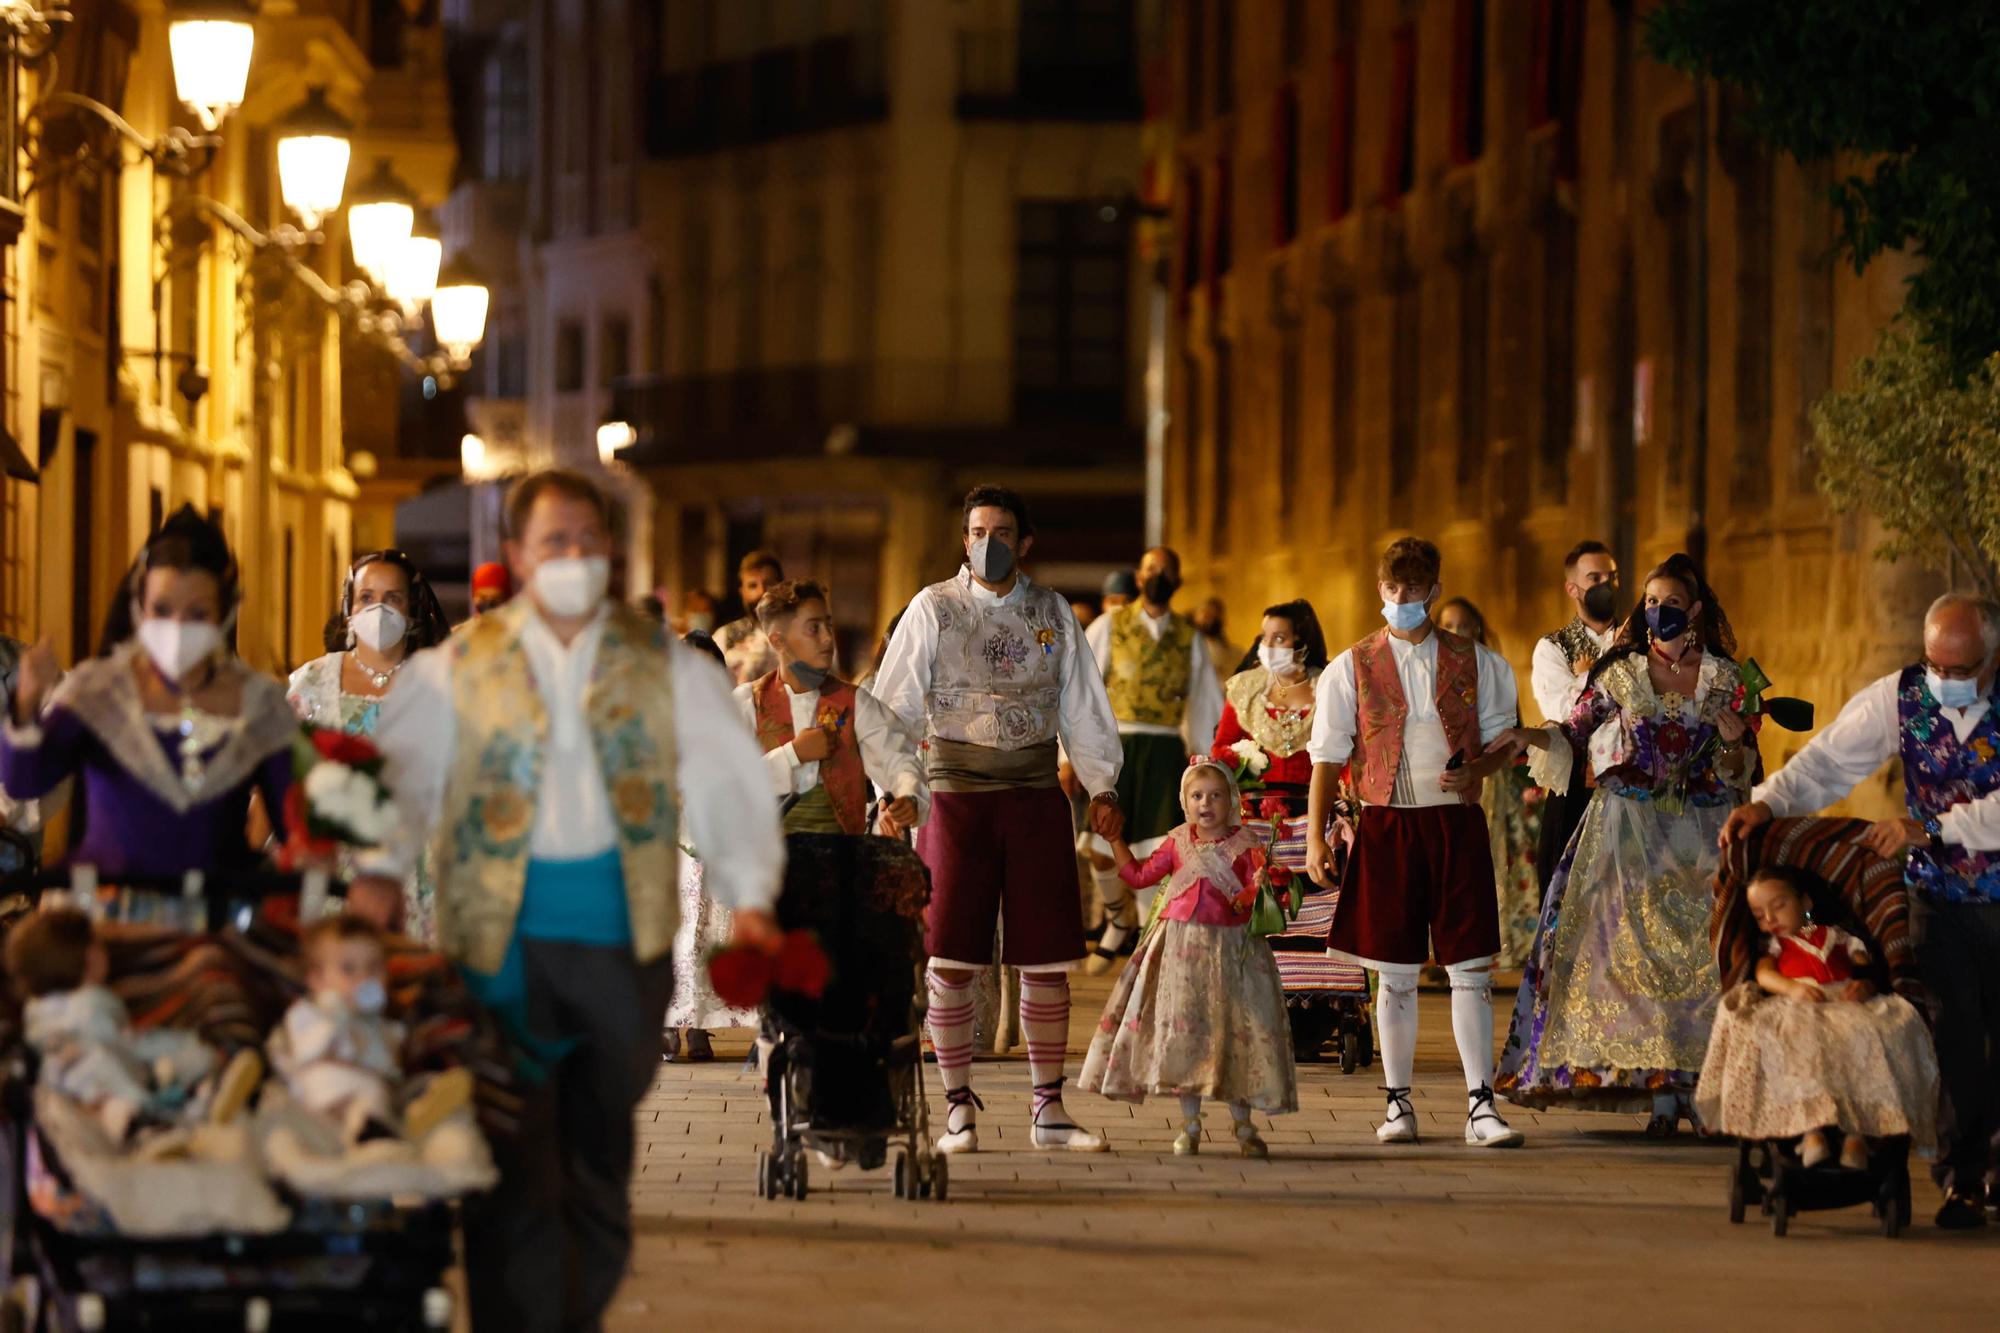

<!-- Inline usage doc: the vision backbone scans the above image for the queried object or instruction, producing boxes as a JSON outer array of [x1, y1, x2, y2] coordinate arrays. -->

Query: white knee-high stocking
[[1374, 966, 1421, 1092], [1445, 963, 1496, 1092]]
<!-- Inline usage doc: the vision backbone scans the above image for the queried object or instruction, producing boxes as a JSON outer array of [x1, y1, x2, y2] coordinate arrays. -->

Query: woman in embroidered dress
[[287, 550, 451, 938], [1, 508, 297, 878], [1435, 598, 1544, 971], [1210, 600, 1327, 816], [1487, 554, 1759, 1134], [1079, 758, 1297, 1156]]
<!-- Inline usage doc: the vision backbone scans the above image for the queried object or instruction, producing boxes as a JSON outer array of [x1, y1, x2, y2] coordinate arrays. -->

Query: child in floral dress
[[1079, 758, 1298, 1156]]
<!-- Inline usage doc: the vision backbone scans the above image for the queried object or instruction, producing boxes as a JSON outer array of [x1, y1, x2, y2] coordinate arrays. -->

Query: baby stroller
[[757, 833, 946, 1204], [0, 861, 471, 1331], [1266, 801, 1372, 1073], [1709, 817, 1926, 1239]]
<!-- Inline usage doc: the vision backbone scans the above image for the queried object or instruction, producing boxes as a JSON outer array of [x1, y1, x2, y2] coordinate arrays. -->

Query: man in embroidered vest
[[1724, 591, 2000, 1230], [734, 577, 928, 837], [352, 469, 785, 1330], [874, 484, 1126, 1155], [1074, 546, 1224, 973], [1302, 537, 1527, 1149], [1529, 540, 1621, 891]]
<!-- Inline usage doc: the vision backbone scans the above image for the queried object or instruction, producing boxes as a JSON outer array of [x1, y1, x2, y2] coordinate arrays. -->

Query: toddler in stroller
[[268, 916, 472, 1147], [9, 906, 261, 1146], [1699, 817, 1940, 1237]]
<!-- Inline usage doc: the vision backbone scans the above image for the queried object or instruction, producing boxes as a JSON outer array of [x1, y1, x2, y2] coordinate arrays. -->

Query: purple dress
[[0, 647, 297, 878]]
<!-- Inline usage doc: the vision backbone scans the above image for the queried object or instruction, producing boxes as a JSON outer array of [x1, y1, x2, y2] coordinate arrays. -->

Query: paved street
[[611, 979, 1995, 1331]]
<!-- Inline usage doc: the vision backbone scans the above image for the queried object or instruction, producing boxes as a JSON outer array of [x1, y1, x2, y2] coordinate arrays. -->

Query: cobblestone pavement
[[610, 981, 1994, 1332]]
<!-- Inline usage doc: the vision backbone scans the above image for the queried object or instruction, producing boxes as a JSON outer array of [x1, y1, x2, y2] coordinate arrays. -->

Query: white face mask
[[1258, 642, 1299, 676], [348, 603, 409, 654], [532, 556, 610, 618], [136, 617, 222, 683]]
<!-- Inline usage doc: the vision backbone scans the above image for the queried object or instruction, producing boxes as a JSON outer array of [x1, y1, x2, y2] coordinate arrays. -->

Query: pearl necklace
[[350, 651, 405, 691]]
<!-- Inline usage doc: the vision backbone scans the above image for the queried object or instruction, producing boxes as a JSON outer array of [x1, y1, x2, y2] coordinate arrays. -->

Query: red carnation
[[311, 729, 381, 766], [1258, 795, 1288, 824], [1267, 864, 1293, 890], [773, 930, 832, 998], [708, 946, 774, 1010]]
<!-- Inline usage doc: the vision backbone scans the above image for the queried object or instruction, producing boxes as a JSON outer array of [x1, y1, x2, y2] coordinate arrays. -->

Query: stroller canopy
[[1709, 816, 1925, 1012]]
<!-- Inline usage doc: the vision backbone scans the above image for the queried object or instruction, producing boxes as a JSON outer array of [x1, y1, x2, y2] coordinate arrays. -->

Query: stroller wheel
[[931, 1153, 949, 1203], [894, 1153, 910, 1200], [790, 1150, 810, 1201], [1340, 1028, 1360, 1075], [1727, 1165, 1747, 1224], [757, 1151, 778, 1200]]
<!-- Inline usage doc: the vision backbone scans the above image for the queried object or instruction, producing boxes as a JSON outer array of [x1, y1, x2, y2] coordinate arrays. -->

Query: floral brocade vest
[[1897, 664, 2000, 904], [1349, 628, 1480, 806], [924, 572, 1072, 750], [1104, 604, 1193, 727], [433, 598, 681, 975], [750, 670, 868, 835]]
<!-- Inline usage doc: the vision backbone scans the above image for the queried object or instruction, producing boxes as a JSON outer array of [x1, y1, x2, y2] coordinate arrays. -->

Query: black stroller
[[1709, 818, 1925, 1239], [0, 863, 464, 1331], [756, 833, 947, 1203]]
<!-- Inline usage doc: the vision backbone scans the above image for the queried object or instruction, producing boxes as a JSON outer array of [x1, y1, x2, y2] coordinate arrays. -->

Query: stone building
[[457, 0, 1164, 657], [1162, 0, 1934, 812], [0, 0, 458, 675]]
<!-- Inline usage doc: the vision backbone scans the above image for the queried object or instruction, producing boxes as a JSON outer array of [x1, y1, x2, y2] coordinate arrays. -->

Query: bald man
[[1723, 592, 2000, 1230], [1069, 546, 1224, 972]]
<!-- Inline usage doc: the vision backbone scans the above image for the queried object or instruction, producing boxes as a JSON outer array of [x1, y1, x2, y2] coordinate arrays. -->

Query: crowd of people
[[1, 469, 1997, 1329]]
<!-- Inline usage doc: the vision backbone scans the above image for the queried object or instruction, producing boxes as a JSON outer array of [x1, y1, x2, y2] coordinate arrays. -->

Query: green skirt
[[1117, 732, 1192, 844]]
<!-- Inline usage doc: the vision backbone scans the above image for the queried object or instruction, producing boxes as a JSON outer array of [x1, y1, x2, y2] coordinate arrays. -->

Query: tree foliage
[[1647, 0, 2000, 374], [1811, 325, 2000, 597]]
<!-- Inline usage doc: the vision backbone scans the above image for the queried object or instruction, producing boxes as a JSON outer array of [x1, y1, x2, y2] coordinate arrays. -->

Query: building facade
[[454, 0, 1163, 654], [1163, 0, 1934, 813], [0, 0, 459, 677]]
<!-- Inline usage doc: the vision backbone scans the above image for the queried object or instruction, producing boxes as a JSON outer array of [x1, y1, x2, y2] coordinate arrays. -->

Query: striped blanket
[[1266, 819, 1368, 999], [1710, 816, 1924, 1012]]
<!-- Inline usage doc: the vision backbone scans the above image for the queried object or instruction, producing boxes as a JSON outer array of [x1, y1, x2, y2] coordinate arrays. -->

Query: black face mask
[[1142, 574, 1179, 606], [1580, 583, 1618, 624]]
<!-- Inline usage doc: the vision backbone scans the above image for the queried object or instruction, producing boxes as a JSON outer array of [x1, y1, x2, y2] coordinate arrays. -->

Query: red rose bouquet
[[707, 929, 833, 1010], [276, 724, 397, 870]]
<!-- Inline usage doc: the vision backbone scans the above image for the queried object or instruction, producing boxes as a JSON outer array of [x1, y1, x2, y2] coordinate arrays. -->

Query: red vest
[[751, 670, 869, 835], [1349, 627, 1481, 806]]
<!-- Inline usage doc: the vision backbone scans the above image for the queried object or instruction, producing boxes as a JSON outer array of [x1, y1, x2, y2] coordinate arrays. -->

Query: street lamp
[[430, 255, 490, 365], [167, 0, 257, 133], [274, 87, 351, 231], [346, 157, 417, 286], [385, 219, 442, 317], [596, 419, 635, 466], [460, 432, 488, 480]]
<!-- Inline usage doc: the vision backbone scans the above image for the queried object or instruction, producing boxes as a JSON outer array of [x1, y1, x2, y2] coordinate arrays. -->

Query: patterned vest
[[923, 573, 1073, 750], [1348, 627, 1481, 806], [432, 598, 682, 974], [1897, 664, 2000, 904], [1104, 604, 1194, 727], [1544, 617, 1603, 674], [750, 670, 868, 836]]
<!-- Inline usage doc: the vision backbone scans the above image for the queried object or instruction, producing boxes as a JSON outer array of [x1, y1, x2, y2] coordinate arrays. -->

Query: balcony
[[644, 31, 888, 159], [956, 23, 1143, 122]]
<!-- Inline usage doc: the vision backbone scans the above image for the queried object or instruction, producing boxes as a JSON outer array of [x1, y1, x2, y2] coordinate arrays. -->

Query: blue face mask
[[1645, 604, 1690, 643], [1381, 597, 1430, 633], [1928, 670, 1984, 710]]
